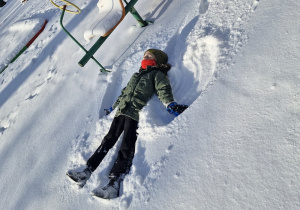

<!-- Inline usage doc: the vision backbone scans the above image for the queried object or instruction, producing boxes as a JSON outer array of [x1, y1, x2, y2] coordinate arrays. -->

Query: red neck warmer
[[141, 59, 156, 69]]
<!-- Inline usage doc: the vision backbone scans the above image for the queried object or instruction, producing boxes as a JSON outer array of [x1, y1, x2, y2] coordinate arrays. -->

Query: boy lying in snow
[[67, 49, 188, 199]]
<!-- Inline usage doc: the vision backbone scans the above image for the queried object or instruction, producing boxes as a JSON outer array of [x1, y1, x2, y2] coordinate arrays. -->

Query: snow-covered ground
[[0, 0, 299, 209]]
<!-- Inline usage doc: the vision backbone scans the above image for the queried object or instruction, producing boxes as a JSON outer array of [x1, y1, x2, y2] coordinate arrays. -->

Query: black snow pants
[[0, 0, 6, 7], [86, 115, 138, 179]]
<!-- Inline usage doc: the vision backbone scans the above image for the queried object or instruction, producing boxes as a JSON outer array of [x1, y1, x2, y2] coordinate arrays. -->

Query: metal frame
[[59, 0, 150, 72]]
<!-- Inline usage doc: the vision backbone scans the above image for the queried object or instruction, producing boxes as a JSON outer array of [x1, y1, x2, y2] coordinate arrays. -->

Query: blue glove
[[167, 102, 188, 116], [104, 107, 113, 115]]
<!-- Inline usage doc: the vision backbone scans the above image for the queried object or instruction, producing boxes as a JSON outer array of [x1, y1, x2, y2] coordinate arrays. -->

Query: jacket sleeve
[[154, 71, 174, 106], [112, 87, 126, 109]]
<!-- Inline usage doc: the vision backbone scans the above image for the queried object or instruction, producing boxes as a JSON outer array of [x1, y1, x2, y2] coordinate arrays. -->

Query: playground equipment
[[0, 19, 48, 74], [50, 0, 151, 72]]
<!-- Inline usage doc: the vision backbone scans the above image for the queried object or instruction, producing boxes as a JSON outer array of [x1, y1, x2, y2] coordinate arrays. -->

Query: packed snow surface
[[0, 0, 299, 209]]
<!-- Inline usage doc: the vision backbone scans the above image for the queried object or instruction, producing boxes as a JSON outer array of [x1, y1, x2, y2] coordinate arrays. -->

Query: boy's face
[[143, 52, 155, 60]]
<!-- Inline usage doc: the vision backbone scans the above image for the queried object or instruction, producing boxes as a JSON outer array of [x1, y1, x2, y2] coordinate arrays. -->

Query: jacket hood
[[144, 49, 168, 64]]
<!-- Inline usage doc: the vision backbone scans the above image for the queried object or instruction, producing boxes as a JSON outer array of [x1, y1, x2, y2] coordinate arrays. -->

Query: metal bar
[[129, 6, 148, 27], [0, 65, 8, 74], [60, 6, 87, 53], [124, 0, 148, 27], [1, 19, 48, 74], [78, 36, 108, 67], [60, 5, 109, 72]]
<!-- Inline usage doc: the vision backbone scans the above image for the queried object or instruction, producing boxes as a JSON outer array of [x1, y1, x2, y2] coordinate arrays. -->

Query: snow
[[0, 0, 299, 209]]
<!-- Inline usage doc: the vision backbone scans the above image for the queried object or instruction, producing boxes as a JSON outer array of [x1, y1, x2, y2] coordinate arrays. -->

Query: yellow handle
[[50, 0, 81, 14]]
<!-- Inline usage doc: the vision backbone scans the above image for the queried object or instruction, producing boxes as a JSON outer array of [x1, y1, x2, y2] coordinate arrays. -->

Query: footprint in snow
[[199, 0, 210, 14], [0, 108, 19, 136], [0, 126, 7, 135], [252, 0, 260, 11], [120, 151, 170, 208]]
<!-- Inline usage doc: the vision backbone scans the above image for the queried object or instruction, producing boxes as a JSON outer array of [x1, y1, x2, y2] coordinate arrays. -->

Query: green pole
[[0, 20, 48, 74], [60, 7, 87, 53], [0, 46, 27, 74], [123, 0, 149, 27], [129, 7, 148, 27], [60, 6, 110, 72], [78, 36, 108, 68], [0, 65, 8, 74]]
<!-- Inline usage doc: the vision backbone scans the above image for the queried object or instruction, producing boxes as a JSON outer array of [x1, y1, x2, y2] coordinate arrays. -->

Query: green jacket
[[112, 65, 174, 121]]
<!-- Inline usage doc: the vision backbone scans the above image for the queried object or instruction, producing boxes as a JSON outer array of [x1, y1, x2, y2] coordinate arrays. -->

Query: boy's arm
[[154, 72, 175, 106], [112, 87, 126, 109]]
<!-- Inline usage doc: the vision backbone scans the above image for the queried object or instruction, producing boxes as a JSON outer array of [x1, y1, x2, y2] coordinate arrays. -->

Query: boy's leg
[[91, 116, 138, 199], [109, 116, 138, 179], [0, 0, 6, 7], [86, 115, 126, 171]]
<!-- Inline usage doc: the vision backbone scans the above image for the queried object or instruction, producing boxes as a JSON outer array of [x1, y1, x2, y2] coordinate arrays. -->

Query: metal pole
[[60, 6, 109, 72], [78, 36, 108, 68], [124, 0, 148, 27], [130, 7, 148, 27]]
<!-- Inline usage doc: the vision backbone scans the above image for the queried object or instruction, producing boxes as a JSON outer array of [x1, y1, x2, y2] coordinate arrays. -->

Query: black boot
[[0, 0, 6, 7], [66, 166, 93, 187], [91, 177, 121, 199]]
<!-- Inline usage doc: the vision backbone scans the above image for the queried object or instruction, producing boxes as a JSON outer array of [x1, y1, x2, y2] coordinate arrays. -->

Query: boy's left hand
[[167, 102, 188, 116], [104, 107, 113, 115]]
